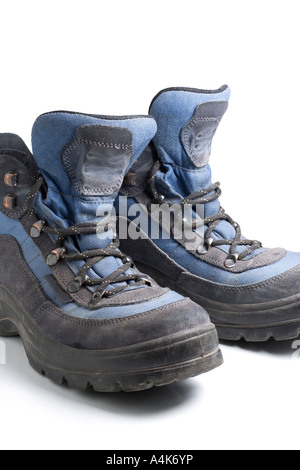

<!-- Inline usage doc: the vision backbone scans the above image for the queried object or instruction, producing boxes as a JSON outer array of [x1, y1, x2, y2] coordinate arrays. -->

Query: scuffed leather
[[119, 228, 300, 305], [178, 265, 300, 306], [192, 246, 286, 273], [0, 234, 209, 350]]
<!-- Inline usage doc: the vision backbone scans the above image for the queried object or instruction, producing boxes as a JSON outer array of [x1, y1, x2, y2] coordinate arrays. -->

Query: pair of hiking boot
[[0, 85, 299, 392]]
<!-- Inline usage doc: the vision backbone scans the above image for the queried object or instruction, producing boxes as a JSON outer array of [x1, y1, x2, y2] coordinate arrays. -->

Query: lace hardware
[[141, 278, 153, 287], [197, 237, 214, 255], [224, 253, 239, 268], [68, 275, 89, 294], [46, 248, 66, 266], [30, 220, 45, 238], [122, 256, 135, 268]]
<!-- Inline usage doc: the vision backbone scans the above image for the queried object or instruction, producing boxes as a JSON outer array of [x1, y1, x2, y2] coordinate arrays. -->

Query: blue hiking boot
[[0, 111, 222, 392], [119, 86, 300, 342]]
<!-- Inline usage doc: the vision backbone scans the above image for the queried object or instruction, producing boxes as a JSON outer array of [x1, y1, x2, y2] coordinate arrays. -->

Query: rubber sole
[[136, 262, 300, 343], [0, 286, 223, 392], [216, 321, 300, 342]]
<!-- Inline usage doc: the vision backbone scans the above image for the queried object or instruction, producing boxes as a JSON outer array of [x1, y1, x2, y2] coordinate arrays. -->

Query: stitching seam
[[35, 299, 189, 327]]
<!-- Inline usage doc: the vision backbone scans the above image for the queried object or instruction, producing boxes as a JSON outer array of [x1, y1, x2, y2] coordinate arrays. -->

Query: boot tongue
[[32, 112, 157, 221], [32, 112, 157, 279], [150, 86, 237, 245]]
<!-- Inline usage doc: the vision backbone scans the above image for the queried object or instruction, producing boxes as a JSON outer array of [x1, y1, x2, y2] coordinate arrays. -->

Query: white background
[[1, 0, 300, 451]]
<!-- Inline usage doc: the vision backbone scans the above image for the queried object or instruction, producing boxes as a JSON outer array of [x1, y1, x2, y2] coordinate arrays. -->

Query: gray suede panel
[[0, 235, 48, 313], [191, 246, 286, 273], [177, 266, 300, 304], [0, 234, 209, 350], [32, 298, 209, 350], [44, 274, 74, 304], [178, 265, 300, 305], [120, 231, 300, 305]]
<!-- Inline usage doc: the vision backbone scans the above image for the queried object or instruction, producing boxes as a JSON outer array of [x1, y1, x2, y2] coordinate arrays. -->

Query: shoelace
[[149, 161, 262, 268], [28, 177, 150, 300]]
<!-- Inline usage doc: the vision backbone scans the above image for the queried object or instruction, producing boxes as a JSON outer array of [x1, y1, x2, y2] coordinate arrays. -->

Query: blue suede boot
[[119, 86, 300, 342], [0, 111, 222, 392]]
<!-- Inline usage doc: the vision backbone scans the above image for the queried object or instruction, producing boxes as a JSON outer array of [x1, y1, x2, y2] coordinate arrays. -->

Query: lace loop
[[149, 161, 262, 268], [42, 221, 149, 297], [28, 177, 150, 299]]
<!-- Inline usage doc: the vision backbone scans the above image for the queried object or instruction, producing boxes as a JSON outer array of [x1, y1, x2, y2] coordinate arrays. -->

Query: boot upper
[[120, 87, 300, 293], [0, 115, 206, 328]]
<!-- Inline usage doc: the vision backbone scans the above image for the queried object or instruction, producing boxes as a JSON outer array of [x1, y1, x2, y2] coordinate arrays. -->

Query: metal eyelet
[[46, 248, 66, 266], [4, 172, 18, 187], [30, 220, 45, 238], [68, 275, 88, 293], [157, 194, 165, 205], [123, 256, 134, 268], [92, 292, 103, 301], [88, 291, 104, 308], [141, 277, 152, 287], [224, 253, 239, 268], [3, 194, 16, 210], [197, 237, 214, 255]]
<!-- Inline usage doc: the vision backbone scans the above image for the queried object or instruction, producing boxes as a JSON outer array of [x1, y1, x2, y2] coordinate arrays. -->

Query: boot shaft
[[32, 112, 157, 227]]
